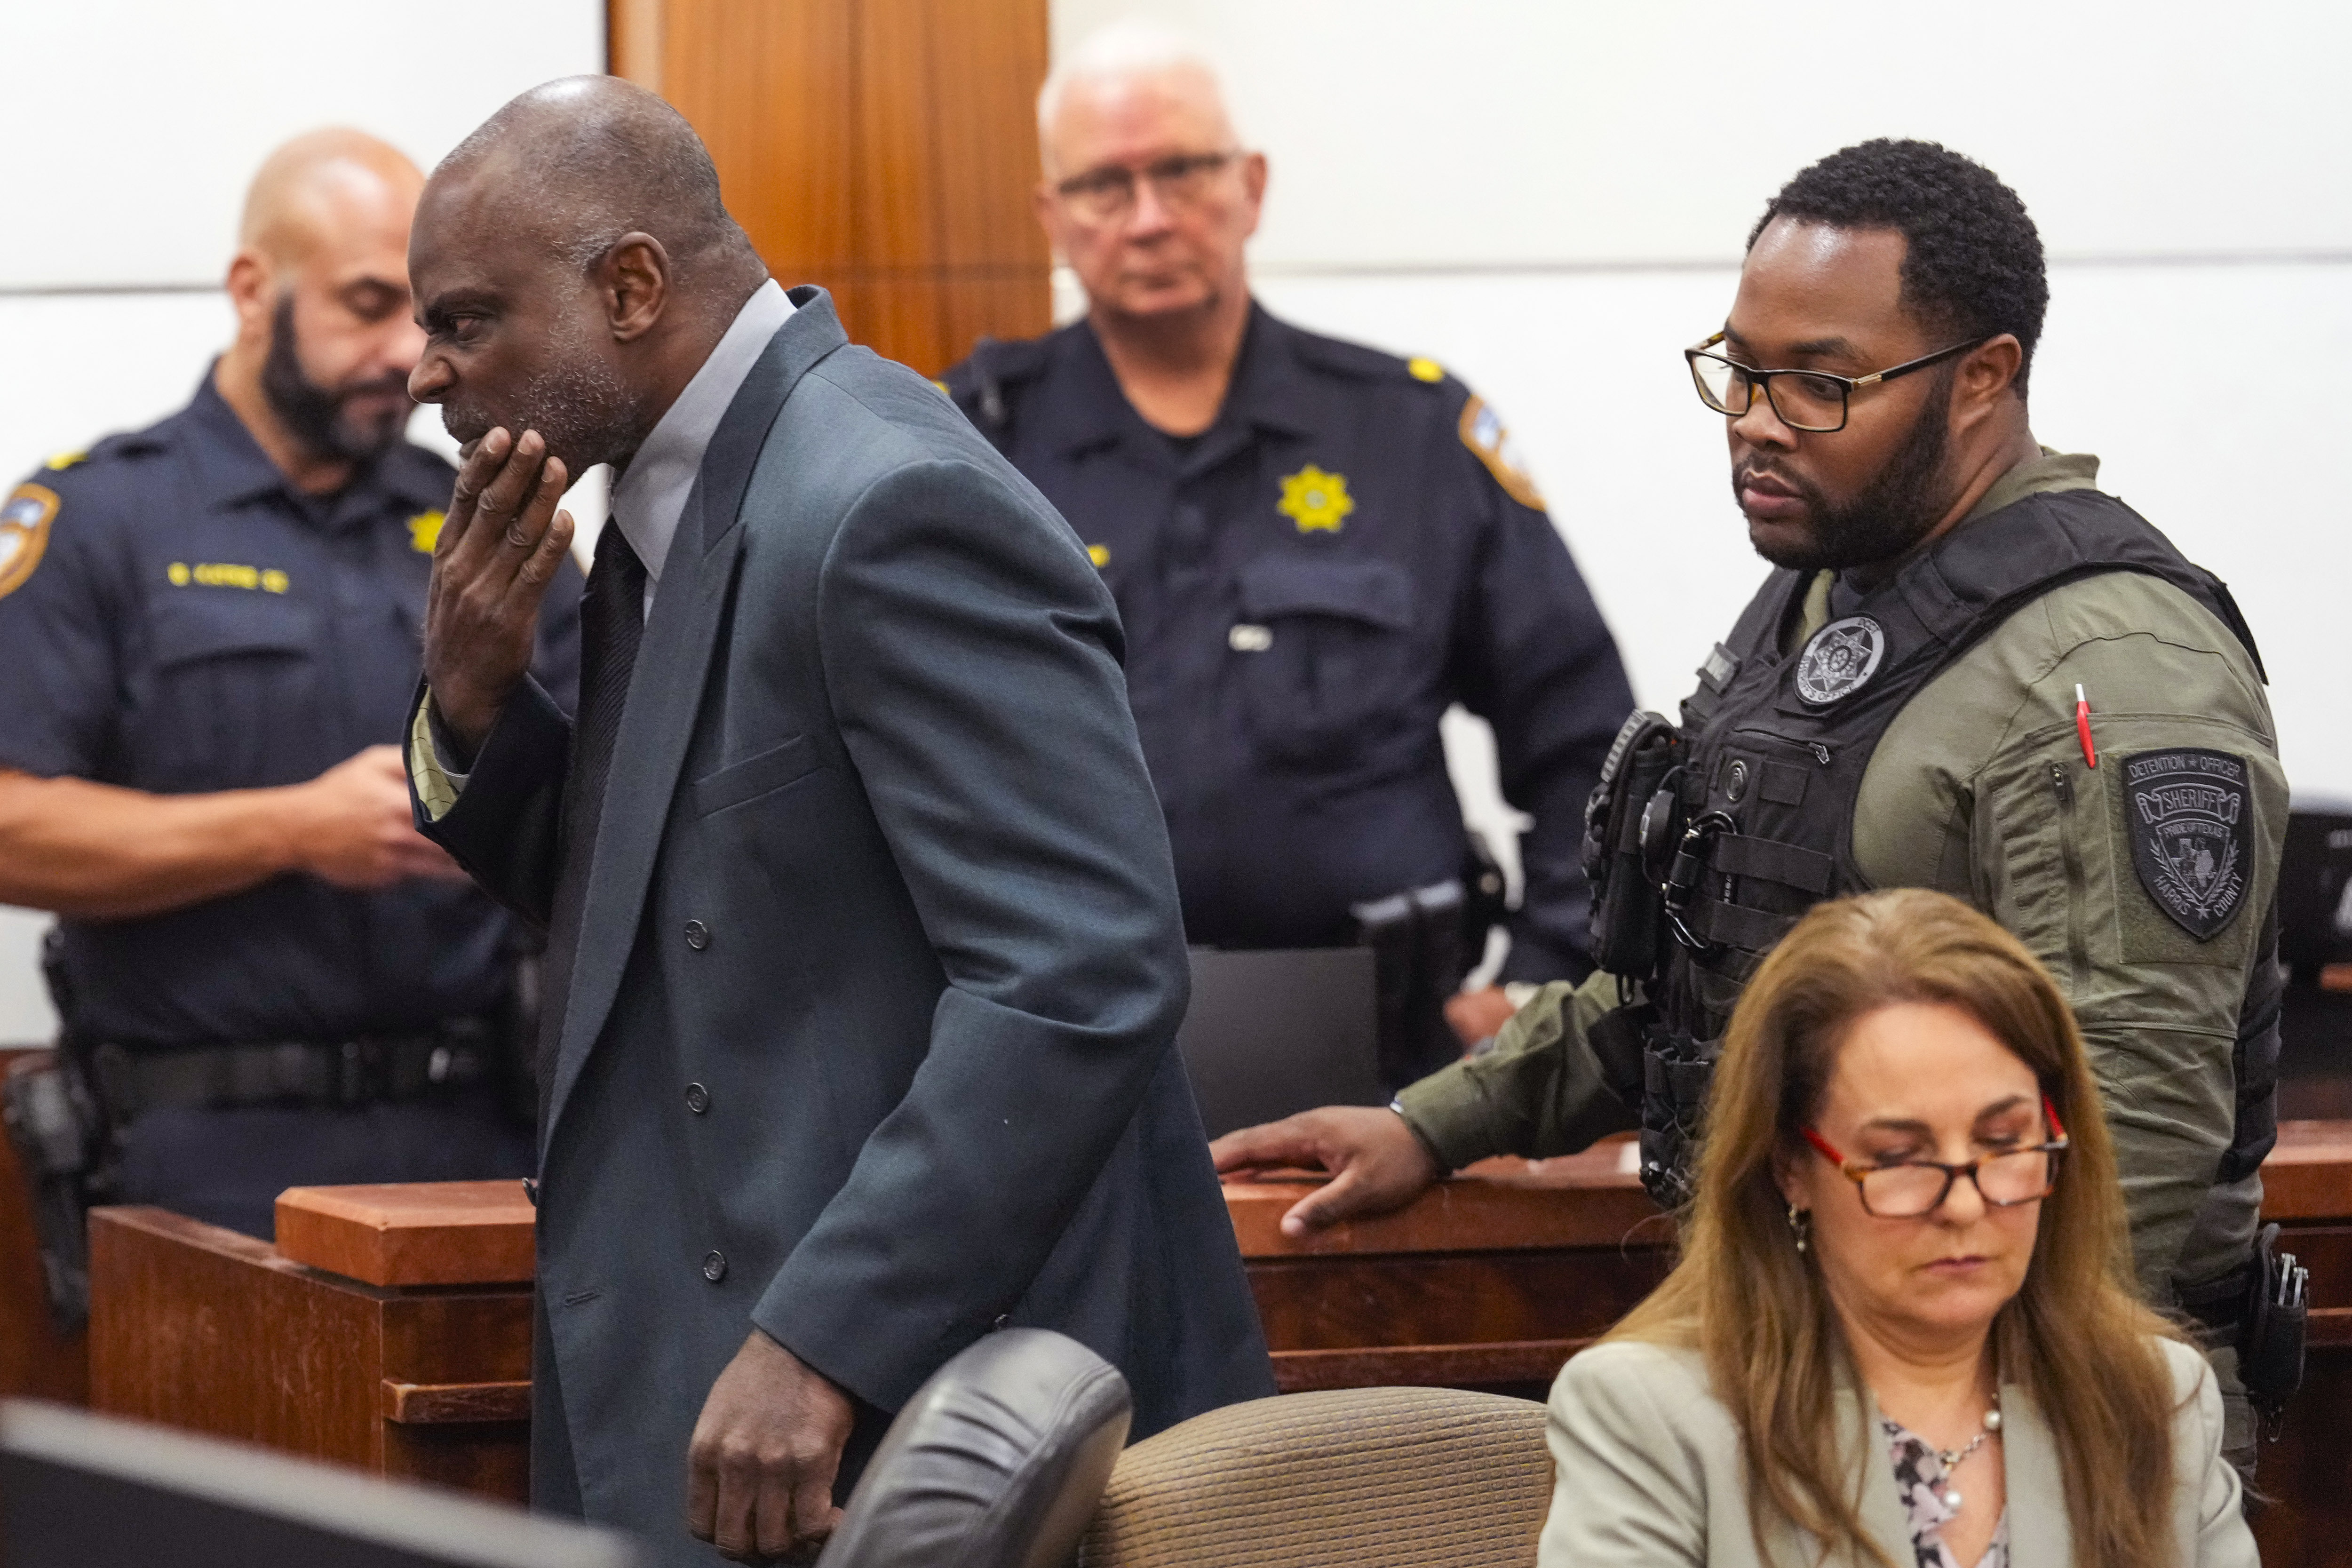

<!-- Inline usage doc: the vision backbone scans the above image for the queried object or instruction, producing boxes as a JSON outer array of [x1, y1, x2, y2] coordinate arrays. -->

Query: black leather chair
[[815, 1329, 1131, 1568]]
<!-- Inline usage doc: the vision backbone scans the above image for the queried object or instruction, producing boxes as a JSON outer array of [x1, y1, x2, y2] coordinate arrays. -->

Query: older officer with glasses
[[944, 23, 1633, 1088], [1216, 138, 2290, 1488]]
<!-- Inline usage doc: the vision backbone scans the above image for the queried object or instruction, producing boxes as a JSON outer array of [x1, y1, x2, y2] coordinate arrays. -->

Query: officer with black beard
[[1216, 140, 2288, 1481], [0, 129, 580, 1250]]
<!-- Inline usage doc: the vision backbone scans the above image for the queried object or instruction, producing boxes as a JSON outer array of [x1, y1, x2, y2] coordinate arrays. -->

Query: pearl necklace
[[1935, 1402, 2002, 1512]]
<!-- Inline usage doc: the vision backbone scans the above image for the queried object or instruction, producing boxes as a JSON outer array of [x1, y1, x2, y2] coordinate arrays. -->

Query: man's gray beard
[[445, 312, 652, 477], [1748, 368, 1956, 574]]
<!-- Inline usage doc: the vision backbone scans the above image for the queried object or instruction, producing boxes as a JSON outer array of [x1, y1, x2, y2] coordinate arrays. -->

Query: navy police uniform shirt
[[944, 303, 1633, 980], [0, 372, 583, 1050]]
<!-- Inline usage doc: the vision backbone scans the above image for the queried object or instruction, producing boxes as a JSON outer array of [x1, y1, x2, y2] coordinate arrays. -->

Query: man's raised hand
[[422, 427, 574, 756]]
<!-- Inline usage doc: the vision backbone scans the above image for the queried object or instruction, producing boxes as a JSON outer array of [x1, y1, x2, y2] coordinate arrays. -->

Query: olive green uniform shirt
[[1398, 451, 2286, 1305]]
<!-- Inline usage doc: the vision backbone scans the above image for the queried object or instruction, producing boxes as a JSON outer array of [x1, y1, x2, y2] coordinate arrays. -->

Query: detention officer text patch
[[0, 484, 57, 600], [2124, 748, 2252, 940]]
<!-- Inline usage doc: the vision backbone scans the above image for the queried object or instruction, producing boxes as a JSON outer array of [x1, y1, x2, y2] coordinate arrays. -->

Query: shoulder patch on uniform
[[0, 484, 58, 599], [1407, 356, 1445, 383], [43, 449, 87, 472], [1457, 395, 1545, 509], [2123, 749, 2252, 940], [407, 510, 446, 554]]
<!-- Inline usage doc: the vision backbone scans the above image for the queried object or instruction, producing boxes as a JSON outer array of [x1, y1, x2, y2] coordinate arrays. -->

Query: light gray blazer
[[1541, 1336, 2254, 1567]]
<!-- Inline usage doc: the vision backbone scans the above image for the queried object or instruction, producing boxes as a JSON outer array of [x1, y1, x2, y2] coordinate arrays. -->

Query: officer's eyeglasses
[[1685, 331, 1990, 433], [1054, 151, 1241, 223], [1802, 1096, 2069, 1218]]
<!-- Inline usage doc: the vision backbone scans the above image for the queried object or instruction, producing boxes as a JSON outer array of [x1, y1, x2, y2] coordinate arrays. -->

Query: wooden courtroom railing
[[84, 1123, 2352, 1563]]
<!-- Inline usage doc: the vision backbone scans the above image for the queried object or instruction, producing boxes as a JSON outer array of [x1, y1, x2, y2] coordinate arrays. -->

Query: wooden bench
[[84, 1122, 2352, 1563]]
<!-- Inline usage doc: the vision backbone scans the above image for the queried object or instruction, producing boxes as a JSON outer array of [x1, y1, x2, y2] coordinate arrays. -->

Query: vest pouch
[[1583, 711, 1682, 978], [1638, 1023, 1718, 1211]]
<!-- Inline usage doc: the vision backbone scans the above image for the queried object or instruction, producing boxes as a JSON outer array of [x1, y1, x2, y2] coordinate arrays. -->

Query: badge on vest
[[2123, 749, 2252, 940], [1793, 615, 1886, 705]]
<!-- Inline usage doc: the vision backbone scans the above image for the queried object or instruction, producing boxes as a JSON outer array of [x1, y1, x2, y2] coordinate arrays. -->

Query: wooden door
[[611, 0, 1053, 377]]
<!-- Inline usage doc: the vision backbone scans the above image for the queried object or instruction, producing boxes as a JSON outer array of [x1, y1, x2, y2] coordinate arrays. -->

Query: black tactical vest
[[1588, 488, 2281, 1212]]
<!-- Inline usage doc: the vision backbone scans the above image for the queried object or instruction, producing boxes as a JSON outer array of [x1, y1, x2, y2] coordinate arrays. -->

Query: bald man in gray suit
[[400, 77, 1271, 1565]]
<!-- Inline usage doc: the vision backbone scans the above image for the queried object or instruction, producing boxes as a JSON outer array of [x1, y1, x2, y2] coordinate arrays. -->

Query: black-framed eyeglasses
[[1685, 331, 1989, 433], [1802, 1096, 2069, 1218], [1053, 150, 1240, 223]]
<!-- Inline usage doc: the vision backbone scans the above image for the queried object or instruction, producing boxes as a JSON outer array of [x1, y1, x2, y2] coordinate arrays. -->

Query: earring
[[1786, 1203, 1812, 1254]]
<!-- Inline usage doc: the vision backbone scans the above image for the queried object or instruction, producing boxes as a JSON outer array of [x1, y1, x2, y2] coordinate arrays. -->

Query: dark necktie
[[539, 521, 647, 1113]]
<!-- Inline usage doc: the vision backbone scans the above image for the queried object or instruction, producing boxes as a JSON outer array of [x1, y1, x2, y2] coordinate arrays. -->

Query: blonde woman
[[1541, 889, 2253, 1568]]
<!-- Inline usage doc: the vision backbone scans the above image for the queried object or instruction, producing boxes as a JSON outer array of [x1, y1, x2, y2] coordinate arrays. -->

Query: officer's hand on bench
[[1210, 1106, 1441, 1239], [291, 746, 467, 888], [423, 427, 574, 756]]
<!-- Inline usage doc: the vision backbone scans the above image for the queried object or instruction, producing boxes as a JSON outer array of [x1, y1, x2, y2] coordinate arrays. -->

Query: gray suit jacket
[[1542, 1337, 2254, 1567], [413, 291, 1272, 1556]]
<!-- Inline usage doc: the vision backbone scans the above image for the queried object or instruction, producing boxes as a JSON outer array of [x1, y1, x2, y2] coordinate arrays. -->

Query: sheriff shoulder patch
[[0, 484, 58, 599], [1457, 396, 1544, 510], [2123, 748, 2252, 940]]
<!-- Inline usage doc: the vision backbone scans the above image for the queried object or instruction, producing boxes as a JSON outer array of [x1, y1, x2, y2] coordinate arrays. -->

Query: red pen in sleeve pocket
[[2075, 684, 2097, 769]]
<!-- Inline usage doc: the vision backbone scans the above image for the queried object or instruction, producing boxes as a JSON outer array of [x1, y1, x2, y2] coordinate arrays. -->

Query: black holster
[[2182, 1221, 2308, 1441], [2241, 1223, 2308, 1437], [1581, 710, 1683, 979], [0, 1043, 110, 1336], [2, 932, 114, 1332], [1352, 879, 1472, 1089]]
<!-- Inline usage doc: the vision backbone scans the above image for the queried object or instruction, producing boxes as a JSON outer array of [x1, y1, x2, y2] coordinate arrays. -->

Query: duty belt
[[90, 1025, 495, 1119]]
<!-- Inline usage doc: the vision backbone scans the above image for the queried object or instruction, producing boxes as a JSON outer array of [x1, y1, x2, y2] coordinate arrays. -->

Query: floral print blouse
[[1883, 1417, 2008, 1568]]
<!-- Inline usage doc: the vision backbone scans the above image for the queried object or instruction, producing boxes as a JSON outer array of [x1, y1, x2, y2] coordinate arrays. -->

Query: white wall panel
[[1055, 0, 2352, 268], [0, 0, 605, 289]]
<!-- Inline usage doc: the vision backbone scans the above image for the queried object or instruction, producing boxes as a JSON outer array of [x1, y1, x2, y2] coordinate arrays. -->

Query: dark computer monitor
[[0, 1401, 641, 1568], [2281, 803, 2352, 981], [1175, 947, 1386, 1140]]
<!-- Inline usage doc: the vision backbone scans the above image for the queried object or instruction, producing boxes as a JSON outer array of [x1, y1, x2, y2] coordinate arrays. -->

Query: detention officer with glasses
[[945, 24, 1633, 1084], [1213, 139, 2291, 1485]]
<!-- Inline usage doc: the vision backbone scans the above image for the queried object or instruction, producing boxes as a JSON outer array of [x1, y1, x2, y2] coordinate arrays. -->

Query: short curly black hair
[[1748, 139, 2048, 397]]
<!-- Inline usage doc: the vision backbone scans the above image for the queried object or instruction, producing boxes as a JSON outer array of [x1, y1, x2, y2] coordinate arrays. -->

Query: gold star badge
[[407, 510, 446, 554], [1276, 465, 1355, 534]]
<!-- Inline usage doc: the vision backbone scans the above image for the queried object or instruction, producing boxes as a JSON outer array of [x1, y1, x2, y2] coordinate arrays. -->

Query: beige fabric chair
[[1081, 1386, 1552, 1568]]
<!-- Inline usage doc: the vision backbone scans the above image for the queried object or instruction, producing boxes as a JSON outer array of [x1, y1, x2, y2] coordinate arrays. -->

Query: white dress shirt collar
[[607, 279, 795, 594]]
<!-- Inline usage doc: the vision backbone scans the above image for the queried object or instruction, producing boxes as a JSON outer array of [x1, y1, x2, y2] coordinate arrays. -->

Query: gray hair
[[1035, 19, 1240, 170]]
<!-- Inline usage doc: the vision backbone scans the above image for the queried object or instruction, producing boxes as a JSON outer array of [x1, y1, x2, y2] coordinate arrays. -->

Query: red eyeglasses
[[1804, 1097, 2069, 1218]]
